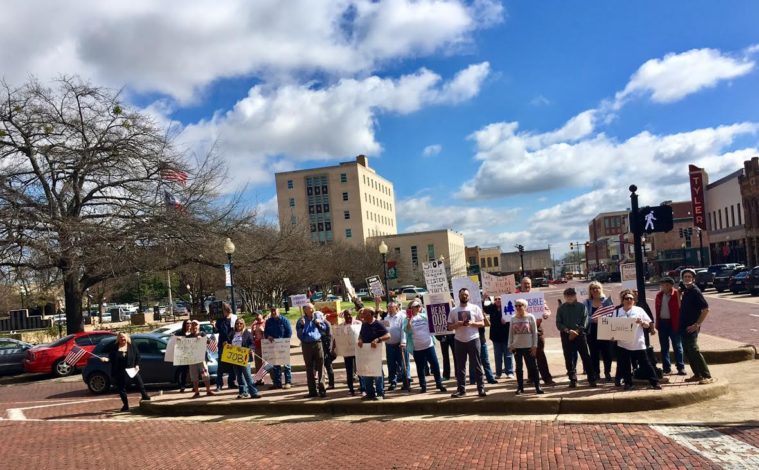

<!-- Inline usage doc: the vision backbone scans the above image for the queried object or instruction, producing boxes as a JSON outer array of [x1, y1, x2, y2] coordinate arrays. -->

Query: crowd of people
[[106, 271, 715, 408]]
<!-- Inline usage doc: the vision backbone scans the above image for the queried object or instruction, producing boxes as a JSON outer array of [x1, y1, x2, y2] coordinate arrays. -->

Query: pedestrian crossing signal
[[636, 205, 674, 234]]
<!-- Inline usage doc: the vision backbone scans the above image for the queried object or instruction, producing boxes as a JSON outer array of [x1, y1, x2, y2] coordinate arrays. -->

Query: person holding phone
[[296, 303, 329, 398]]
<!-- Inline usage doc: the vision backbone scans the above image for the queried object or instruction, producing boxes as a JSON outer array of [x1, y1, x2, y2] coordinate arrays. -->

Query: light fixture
[[378, 240, 388, 255], [224, 237, 235, 255]]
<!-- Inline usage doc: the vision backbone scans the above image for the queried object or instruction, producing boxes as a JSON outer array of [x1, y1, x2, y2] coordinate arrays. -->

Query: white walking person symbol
[[644, 210, 656, 230]]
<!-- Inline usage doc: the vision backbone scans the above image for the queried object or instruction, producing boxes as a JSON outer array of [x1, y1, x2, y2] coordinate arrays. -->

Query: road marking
[[651, 425, 759, 469], [750, 314, 759, 318], [6, 409, 26, 420], [5, 398, 114, 421]]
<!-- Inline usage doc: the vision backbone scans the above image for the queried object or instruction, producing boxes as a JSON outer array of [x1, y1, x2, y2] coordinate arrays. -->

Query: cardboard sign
[[621, 263, 637, 289], [221, 344, 250, 367], [356, 342, 384, 377], [261, 338, 291, 365], [422, 260, 449, 294], [334, 323, 361, 357], [499, 292, 546, 322], [366, 275, 385, 296], [342, 277, 356, 299], [597, 316, 638, 342], [164, 335, 176, 362], [481, 272, 516, 297], [426, 302, 452, 335], [290, 294, 309, 307], [452, 276, 481, 306], [172, 337, 208, 366]]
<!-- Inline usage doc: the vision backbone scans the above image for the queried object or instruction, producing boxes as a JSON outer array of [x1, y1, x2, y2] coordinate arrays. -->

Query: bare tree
[[0, 77, 244, 332]]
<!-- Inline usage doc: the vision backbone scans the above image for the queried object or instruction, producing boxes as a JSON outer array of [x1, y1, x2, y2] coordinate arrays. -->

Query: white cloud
[[178, 63, 490, 186], [0, 0, 502, 102], [613, 48, 755, 108], [529, 94, 551, 107], [255, 195, 280, 224], [422, 144, 443, 157]]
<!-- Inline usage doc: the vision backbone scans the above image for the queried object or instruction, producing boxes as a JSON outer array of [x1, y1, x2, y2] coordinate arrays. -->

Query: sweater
[[507, 314, 538, 349], [556, 301, 588, 333]]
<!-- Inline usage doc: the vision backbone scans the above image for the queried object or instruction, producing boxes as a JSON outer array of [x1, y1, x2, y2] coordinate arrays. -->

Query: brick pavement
[[0, 420, 723, 469]]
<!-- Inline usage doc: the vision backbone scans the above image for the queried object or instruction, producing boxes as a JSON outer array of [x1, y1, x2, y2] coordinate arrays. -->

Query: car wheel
[[53, 359, 73, 377], [751, 289, 759, 297], [87, 372, 111, 394]]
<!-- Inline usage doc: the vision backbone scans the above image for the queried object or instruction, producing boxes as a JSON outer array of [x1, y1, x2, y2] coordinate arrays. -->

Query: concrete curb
[[656, 346, 757, 364], [139, 380, 728, 417]]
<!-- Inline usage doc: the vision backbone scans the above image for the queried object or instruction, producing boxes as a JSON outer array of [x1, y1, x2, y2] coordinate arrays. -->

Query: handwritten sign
[[290, 294, 309, 307], [499, 292, 546, 322], [621, 263, 637, 289], [452, 276, 481, 306], [261, 338, 291, 365], [482, 272, 516, 297], [366, 275, 385, 296], [342, 277, 356, 299], [426, 302, 452, 335], [221, 344, 250, 367], [172, 337, 207, 366], [356, 343, 384, 377], [334, 323, 361, 357], [423, 260, 449, 294], [597, 316, 638, 343]]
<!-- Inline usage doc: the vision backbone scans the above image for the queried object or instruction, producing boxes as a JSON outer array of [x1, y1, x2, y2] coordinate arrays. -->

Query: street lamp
[[378, 241, 389, 302], [224, 237, 237, 315], [186, 284, 192, 313]]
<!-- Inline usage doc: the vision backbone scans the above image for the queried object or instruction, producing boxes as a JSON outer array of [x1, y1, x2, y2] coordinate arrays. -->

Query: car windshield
[[47, 334, 74, 347]]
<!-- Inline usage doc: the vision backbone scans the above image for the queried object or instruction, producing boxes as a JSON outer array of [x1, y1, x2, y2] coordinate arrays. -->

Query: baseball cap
[[563, 287, 577, 296], [409, 299, 422, 308], [681, 268, 697, 278], [661, 277, 675, 285]]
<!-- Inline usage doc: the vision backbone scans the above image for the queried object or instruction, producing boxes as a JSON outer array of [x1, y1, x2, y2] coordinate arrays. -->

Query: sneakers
[[283, 383, 292, 389], [506, 373, 515, 379], [236, 394, 245, 399], [684, 375, 703, 383], [698, 377, 715, 385], [676, 370, 688, 376], [437, 385, 448, 393], [478, 389, 487, 397], [450, 391, 466, 398], [192, 392, 201, 399], [648, 384, 662, 390], [120, 405, 129, 412], [250, 393, 262, 399], [387, 384, 396, 391]]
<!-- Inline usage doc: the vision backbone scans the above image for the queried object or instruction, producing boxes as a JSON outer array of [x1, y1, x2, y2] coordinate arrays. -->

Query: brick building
[[739, 156, 759, 267]]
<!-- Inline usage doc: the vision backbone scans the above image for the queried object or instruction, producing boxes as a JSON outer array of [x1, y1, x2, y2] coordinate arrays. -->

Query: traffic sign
[[635, 205, 674, 234]]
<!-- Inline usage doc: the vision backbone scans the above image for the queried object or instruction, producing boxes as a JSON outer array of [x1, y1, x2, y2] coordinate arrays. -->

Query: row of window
[[480, 256, 499, 268], [308, 203, 331, 214], [367, 210, 394, 226], [364, 192, 393, 212], [310, 221, 333, 232], [286, 173, 345, 191], [708, 203, 742, 231], [362, 174, 391, 196]]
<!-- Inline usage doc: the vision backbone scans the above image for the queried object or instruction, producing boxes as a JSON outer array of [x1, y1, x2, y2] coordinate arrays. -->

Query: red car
[[24, 331, 115, 377]]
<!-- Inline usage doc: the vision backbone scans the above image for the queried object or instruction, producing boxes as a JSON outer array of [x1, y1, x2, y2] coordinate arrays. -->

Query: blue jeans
[[234, 362, 259, 396], [269, 365, 292, 387], [658, 320, 684, 372], [470, 341, 496, 383], [492, 341, 514, 376], [385, 343, 410, 386], [361, 375, 384, 398], [412, 346, 444, 390]]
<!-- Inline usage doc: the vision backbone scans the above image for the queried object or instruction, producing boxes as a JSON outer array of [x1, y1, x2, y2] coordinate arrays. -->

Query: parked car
[[355, 289, 371, 300], [729, 270, 751, 294], [746, 266, 759, 296], [667, 265, 697, 279], [400, 287, 428, 299], [695, 268, 712, 291], [0, 338, 33, 375], [532, 277, 548, 287], [714, 266, 747, 293], [24, 331, 115, 377], [150, 321, 214, 337], [82, 333, 218, 394]]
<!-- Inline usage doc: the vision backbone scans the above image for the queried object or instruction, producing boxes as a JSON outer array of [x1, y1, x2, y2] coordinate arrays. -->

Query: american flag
[[592, 304, 617, 320], [64, 346, 88, 366], [253, 361, 273, 382], [159, 163, 188, 185], [207, 337, 218, 354], [163, 190, 183, 211]]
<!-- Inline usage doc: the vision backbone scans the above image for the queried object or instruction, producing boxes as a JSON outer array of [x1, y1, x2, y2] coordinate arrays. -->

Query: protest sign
[[342, 277, 356, 299], [481, 272, 516, 296], [333, 323, 361, 357], [621, 263, 637, 289], [221, 344, 250, 367], [499, 292, 546, 322], [172, 337, 208, 366], [261, 338, 291, 365], [426, 302, 452, 335], [422, 260, 449, 294], [290, 294, 309, 307], [452, 276, 481, 306], [164, 335, 176, 362], [597, 316, 638, 342], [366, 275, 385, 296], [356, 343, 383, 376]]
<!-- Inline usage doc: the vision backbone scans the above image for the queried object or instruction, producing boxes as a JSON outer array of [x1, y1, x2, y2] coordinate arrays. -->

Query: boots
[[534, 380, 544, 395], [515, 380, 524, 395]]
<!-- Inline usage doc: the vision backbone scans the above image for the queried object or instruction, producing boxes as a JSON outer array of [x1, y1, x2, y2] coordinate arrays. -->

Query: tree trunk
[[63, 270, 84, 333]]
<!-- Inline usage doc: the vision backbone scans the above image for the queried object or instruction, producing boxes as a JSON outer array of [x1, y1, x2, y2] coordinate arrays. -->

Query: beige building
[[500, 248, 552, 278], [369, 230, 467, 289], [275, 155, 397, 245]]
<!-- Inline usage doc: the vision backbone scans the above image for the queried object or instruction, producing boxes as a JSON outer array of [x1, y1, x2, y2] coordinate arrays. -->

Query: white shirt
[[383, 312, 405, 345], [614, 305, 648, 351], [448, 304, 484, 343]]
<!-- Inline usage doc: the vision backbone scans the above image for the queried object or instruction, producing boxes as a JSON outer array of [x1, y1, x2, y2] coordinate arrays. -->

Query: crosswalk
[[652, 425, 759, 469]]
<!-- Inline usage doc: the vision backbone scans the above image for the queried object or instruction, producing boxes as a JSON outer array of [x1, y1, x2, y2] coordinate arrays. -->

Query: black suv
[[713, 266, 747, 293], [746, 266, 759, 296]]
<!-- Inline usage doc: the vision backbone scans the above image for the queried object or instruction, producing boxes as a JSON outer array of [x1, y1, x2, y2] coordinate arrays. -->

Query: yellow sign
[[220, 344, 249, 367]]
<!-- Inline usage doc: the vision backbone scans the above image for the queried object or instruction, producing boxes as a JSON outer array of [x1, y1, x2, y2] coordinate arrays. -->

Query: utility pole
[[629, 185, 648, 311]]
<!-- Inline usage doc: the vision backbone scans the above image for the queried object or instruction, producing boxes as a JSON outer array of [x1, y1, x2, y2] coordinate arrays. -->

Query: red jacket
[[654, 288, 681, 331]]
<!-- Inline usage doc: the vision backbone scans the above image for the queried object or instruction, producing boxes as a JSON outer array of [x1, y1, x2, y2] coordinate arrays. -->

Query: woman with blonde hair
[[99, 332, 150, 412], [584, 281, 615, 383]]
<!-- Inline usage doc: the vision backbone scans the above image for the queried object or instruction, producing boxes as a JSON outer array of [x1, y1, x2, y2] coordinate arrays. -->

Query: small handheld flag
[[64, 346, 88, 367], [253, 361, 273, 382]]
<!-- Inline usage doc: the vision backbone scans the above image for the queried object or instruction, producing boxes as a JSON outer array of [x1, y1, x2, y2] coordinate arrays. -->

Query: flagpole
[[167, 270, 173, 318]]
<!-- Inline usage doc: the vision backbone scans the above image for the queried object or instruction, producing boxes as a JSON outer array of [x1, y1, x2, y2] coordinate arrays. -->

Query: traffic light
[[637, 205, 674, 234], [679, 228, 684, 238], [688, 227, 693, 236]]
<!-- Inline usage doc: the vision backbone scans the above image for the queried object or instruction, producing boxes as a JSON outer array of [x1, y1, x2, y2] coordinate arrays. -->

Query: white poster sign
[[356, 343, 384, 377], [366, 275, 385, 296], [499, 292, 546, 322], [164, 335, 176, 362], [342, 277, 356, 299], [621, 263, 637, 289], [334, 323, 361, 357], [261, 338, 291, 365], [597, 316, 638, 342], [481, 272, 516, 297], [172, 337, 208, 366], [422, 260, 449, 294], [289, 294, 309, 307], [452, 276, 482, 306]]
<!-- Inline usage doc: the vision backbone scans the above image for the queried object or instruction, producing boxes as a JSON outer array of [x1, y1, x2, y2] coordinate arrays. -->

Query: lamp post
[[515, 244, 525, 277], [379, 241, 389, 302], [224, 238, 237, 315]]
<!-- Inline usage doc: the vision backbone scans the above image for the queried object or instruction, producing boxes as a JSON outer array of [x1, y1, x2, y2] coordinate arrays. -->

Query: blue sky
[[3, 0, 759, 256]]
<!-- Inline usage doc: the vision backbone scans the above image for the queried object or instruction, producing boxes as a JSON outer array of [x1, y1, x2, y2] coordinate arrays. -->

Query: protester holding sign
[[174, 320, 191, 393], [213, 303, 237, 391], [98, 332, 150, 412], [403, 299, 447, 394], [613, 290, 661, 390], [357, 307, 390, 400], [517, 277, 555, 385], [485, 296, 513, 380], [264, 307, 293, 390], [229, 318, 261, 399], [583, 282, 615, 383], [556, 288, 597, 388], [251, 312, 267, 385], [186, 320, 215, 399], [296, 303, 329, 398], [337, 310, 364, 396], [508, 300, 543, 395], [447, 288, 487, 398]]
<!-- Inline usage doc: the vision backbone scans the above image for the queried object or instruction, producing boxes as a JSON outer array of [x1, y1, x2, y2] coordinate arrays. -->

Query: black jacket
[[107, 342, 141, 377]]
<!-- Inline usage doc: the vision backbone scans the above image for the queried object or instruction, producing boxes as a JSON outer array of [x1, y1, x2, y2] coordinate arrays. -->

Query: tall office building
[[275, 155, 397, 244]]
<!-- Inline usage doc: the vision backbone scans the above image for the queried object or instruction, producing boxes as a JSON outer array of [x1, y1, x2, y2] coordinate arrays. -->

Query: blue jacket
[[264, 315, 292, 339]]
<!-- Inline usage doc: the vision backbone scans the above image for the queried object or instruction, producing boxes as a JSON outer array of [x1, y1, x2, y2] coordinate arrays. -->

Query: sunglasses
[[623, 297, 634, 300]]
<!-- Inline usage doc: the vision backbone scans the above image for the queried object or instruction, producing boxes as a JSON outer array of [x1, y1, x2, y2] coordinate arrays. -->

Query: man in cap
[[679, 269, 715, 384], [556, 287, 596, 388], [655, 277, 686, 375]]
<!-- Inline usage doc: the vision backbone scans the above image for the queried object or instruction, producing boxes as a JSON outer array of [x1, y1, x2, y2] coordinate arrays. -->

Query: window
[[394, 247, 401, 256], [316, 204, 322, 213], [480, 257, 486, 266], [468, 256, 476, 265], [344, 210, 350, 220], [345, 228, 352, 238], [487, 258, 492, 267], [323, 203, 330, 213], [322, 185, 328, 194], [290, 216, 297, 225], [493, 257, 499, 267], [318, 222, 324, 231], [340, 173, 347, 183], [342, 192, 348, 201], [411, 245, 418, 267], [314, 186, 321, 195], [287, 180, 293, 189], [738, 203, 742, 225], [731, 205, 736, 227], [718, 210, 722, 229], [307, 186, 313, 196], [427, 244, 435, 261], [310, 224, 316, 232], [725, 208, 729, 228], [325, 221, 331, 231], [289, 197, 295, 208]]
